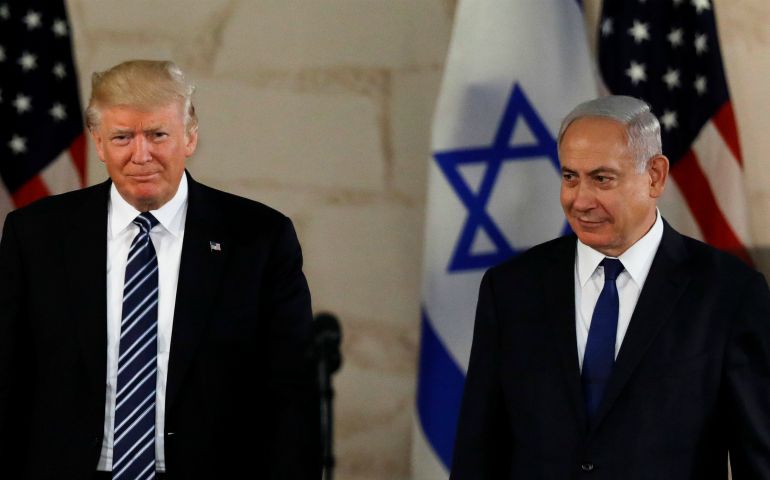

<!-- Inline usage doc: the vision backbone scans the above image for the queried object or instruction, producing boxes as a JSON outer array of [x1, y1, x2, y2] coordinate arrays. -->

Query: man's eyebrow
[[108, 125, 166, 134], [588, 167, 621, 176], [559, 166, 622, 175]]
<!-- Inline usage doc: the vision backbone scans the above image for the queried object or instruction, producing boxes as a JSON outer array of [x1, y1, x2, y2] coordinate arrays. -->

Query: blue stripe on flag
[[416, 309, 466, 470]]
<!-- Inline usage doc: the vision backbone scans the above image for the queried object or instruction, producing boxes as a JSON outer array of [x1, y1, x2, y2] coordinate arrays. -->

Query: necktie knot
[[601, 258, 624, 282], [133, 212, 159, 234]]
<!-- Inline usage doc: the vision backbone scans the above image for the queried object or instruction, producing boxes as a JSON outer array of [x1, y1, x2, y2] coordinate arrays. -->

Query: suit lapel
[[590, 222, 690, 431], [544, 236, 588, 431], [165, 174, 229, 410], [64, 181, 111, 399]]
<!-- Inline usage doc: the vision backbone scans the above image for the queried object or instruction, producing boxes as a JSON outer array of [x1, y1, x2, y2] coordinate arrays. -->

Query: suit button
[[580, 463, 595, 472]]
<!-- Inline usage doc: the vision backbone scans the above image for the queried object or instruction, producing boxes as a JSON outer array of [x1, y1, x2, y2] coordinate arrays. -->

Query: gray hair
[[85, 60, 198, 134], [557, 95, 661, 172]]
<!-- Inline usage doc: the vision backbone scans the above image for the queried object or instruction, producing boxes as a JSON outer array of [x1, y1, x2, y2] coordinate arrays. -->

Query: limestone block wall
[[66, 1, 769, 479]]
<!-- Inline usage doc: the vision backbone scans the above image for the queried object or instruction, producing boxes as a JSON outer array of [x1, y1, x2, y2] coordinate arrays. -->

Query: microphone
[[312, 312, 342, 374], [311, 312, 342, 480]]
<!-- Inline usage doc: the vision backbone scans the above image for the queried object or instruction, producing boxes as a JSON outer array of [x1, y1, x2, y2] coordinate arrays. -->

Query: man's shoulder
[[670, 226, 760, 279], [189, 179, 293, 235], [4, 182, 108, 228], [487, 234, 576, 279]]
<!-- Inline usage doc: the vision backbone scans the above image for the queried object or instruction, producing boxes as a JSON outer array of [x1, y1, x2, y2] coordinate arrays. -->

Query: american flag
[[0, 0, 85, 226], [599, 0, 751, 264]]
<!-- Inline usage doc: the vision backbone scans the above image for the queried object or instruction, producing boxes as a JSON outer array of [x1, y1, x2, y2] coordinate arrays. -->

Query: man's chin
[[574, 230, 613, 250], [118, 187, 167, 212]]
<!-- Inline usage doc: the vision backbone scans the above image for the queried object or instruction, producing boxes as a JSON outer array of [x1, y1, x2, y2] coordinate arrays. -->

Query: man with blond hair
[[0, 60, 320, 479]]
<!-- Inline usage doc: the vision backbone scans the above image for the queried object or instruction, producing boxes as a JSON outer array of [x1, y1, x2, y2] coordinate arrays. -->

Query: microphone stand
[[312, 313, 342, 480]]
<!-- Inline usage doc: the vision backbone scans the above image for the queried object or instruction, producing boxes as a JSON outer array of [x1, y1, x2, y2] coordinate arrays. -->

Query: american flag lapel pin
[[209, 241, 222, 252]]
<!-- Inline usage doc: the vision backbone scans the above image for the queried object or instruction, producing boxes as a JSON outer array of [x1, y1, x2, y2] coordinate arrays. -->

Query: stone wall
[[67, 1, 769, 478]]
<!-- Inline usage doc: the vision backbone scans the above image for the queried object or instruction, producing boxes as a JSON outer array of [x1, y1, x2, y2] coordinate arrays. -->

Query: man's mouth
[[576, 218, 606, 228], [130, 172, 160, 181]]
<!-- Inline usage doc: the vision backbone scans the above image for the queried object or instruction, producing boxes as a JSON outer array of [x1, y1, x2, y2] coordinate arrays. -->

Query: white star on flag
[[667, 28, 684, 47], [23, 10, 42, 30], [625, 61, 647, 85], [13, 94, 32, 113], [18, 52, 38, 72], [660, 110, 678, 131], [600, 0, 753, 266], [692, 0, 711, 14], [52, 19, 68, 37], [0, 0, 88, 225], [49, 103, 67, 121], [601, 18, 614, 36], [628, 20, 651, 44], [8, 134, 27, 154], [662, 68, 681, 89], [694, 75, 708, 95], [52, 62, 66, 79], [694, 33, 708, 55]]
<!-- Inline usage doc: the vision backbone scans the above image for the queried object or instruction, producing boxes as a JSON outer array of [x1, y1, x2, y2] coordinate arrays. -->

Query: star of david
[[434, 83, 571, 273]]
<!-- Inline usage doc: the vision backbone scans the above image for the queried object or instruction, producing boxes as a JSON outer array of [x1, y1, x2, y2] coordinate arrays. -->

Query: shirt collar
[[108, 174, 189, 238], [577, 208, 663, 286]]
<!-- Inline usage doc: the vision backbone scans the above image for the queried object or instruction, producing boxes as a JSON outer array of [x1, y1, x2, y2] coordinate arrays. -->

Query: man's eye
[[153, 132, 168, 140], [562, 173, 575, 182], [596, 175, 613, 184], [111, 135, 129, 144]]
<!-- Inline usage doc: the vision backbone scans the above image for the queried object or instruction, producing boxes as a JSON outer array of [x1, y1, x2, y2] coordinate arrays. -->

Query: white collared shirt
[[98, 175, 188, 472], [574, 209, 663, 370]]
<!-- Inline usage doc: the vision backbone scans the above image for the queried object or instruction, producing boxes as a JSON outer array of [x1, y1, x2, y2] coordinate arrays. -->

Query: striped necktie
[[581, 258, 624, 420], [113, 212, 160, 480]]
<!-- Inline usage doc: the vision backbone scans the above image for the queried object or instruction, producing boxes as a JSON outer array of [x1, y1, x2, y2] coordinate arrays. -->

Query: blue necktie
[[113, 213, 159, 480], [582, 258, 624, 420]]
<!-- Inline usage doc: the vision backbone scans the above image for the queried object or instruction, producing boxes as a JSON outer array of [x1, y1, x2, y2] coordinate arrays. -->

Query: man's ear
[[184, 128, 198, 157], [91, 128, 106, 163], [648, 154, 669, 198]]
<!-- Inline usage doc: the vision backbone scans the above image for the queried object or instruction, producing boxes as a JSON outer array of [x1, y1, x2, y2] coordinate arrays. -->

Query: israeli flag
[[412, 0, 597, 476]]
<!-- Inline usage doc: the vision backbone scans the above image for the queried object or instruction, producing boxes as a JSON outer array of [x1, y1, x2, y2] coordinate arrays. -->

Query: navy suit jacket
[[450, 221, 770, 479], [0, 173, 320, 479]]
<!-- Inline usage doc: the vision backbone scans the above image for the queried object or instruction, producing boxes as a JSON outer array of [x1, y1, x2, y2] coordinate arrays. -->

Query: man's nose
[[571, 183, 595, 212], [131, 135, 152, 164]]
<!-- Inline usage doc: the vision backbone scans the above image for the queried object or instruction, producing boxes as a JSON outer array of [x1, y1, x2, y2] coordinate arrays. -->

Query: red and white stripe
[[0, 134, 86, 223], [659, 102, 752, 264]]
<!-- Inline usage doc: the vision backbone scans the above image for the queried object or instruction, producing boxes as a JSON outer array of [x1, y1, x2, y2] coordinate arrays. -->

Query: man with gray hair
[[450, 95, 770, 479], [0, 60, 320, 479]]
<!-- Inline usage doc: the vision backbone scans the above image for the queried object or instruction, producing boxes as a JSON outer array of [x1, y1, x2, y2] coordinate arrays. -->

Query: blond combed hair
[[85, 60, 198, 134]]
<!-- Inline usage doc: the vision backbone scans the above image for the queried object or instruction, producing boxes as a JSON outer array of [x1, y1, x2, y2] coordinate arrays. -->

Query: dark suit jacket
[[0, 173, 320, 479], [450, 222, 770, 479]]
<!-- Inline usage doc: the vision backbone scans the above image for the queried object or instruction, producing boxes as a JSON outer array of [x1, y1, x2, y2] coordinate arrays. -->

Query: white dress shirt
[[98, 175, 188, 472], [575, 210, 663, 371]]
